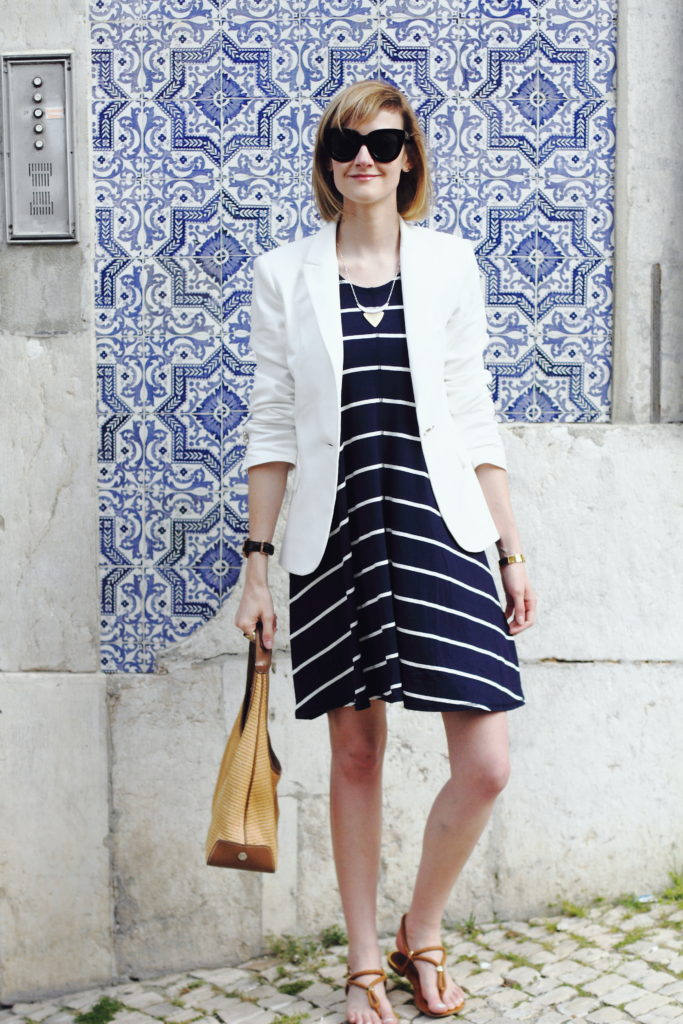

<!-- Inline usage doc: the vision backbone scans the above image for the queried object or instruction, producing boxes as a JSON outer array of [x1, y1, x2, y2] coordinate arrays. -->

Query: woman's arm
[[236, 252, 297, 649], [234, 462, 290, 649], [475, 463, 536, 635], [444, 240, 507, 471]]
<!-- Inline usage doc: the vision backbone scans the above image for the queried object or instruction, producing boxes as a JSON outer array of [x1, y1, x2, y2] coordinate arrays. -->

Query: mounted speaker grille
[[28, 162, 54, 215]]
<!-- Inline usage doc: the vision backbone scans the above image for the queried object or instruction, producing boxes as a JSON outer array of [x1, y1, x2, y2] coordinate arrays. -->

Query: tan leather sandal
[[387, 913, 465, 1018], [345, 967, 396, 1023]]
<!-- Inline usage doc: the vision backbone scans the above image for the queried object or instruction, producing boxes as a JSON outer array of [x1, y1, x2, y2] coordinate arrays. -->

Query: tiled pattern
[[90, 0, 617, 671]]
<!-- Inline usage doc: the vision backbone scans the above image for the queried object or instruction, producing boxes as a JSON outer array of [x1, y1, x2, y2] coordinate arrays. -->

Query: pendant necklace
[[337, 244, 400, 328]]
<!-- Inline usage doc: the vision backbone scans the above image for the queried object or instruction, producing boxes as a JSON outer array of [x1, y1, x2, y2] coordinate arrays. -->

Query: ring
[[243, 630, 256, 643]]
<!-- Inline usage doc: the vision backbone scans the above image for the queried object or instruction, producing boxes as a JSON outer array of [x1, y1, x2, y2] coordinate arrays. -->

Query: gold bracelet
[[498, 553, 525, 567]]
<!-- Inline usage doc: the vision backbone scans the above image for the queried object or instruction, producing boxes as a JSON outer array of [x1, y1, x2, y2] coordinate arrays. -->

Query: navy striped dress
[[288, 274, 525, 720]]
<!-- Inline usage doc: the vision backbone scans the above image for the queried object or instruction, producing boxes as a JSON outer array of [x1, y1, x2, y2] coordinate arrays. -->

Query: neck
[[336, 202, 401, 260]]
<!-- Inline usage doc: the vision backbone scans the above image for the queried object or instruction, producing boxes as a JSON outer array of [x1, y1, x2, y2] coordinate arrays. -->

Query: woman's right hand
[[235, 578, 277, 650]]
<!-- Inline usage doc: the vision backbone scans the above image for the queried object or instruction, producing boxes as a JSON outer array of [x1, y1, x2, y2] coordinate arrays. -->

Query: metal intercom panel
[[1, 51, 77, 243]]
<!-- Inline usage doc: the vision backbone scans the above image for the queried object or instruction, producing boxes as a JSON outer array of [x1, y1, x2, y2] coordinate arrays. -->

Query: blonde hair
[[312, 80, 432, 222]]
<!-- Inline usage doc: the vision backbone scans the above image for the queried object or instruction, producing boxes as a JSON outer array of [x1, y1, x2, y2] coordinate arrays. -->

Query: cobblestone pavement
[[3, 897, 682, 1024]]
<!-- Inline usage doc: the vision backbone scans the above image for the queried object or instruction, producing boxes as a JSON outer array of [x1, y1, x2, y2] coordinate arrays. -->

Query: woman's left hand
[[500, 563, 536, 635]]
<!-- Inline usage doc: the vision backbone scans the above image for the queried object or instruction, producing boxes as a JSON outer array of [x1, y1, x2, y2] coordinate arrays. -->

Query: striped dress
[[288, 273, 525, 720]]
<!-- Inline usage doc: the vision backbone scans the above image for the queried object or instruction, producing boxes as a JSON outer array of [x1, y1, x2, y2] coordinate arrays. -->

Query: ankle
[[404, 909, 443, 943], [347, 944, 383, 972]]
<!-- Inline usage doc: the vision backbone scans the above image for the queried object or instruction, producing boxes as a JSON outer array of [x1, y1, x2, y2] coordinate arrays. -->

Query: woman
[[235, 80, 536, 1024]]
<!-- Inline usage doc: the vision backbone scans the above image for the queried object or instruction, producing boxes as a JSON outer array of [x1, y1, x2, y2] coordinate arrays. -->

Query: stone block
[[490, 660, 683, 919], [504, 424, 683, 660], [0, 676, 112, 1002], [0, 328, 99, 672], [108, 667, 262, 977]]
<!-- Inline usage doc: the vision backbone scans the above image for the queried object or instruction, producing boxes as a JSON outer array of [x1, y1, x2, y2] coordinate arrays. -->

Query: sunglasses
[[324, 127, 410, 164]]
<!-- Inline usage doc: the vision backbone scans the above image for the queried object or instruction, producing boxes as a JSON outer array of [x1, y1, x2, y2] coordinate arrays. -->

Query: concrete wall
[[1, 0, 682, 1008]]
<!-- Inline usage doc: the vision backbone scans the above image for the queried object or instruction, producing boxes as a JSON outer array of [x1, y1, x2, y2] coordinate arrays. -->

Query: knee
[[464, 753, 511, 801], [332, 733, 386, 783]]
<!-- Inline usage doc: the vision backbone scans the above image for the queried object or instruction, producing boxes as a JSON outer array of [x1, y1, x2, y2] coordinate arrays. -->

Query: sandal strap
[[345, 968, 388, 1012], [404, 944, 448, 995]]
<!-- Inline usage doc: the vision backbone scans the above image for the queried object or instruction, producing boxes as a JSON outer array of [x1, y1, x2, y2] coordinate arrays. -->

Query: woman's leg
[[398, 709, 511, 1014], [328, 701, 397, 1024]]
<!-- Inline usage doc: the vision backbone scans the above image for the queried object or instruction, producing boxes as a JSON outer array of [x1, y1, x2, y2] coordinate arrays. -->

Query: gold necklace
[[337, 245, 400, 328]]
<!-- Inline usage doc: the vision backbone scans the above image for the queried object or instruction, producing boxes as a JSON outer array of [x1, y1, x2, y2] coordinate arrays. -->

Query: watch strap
[[242, 539, 275, 558]]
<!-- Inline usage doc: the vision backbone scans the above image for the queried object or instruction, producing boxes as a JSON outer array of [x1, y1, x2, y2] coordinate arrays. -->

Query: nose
[[353, 144, 374, 166]]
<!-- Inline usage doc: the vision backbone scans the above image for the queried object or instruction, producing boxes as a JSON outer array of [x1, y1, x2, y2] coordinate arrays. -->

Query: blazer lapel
[[399, 218, 441, 420], [302, 220, 344, 398]]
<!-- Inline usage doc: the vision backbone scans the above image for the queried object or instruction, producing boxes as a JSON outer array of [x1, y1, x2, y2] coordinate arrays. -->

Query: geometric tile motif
[[89, 0, 617, 671]]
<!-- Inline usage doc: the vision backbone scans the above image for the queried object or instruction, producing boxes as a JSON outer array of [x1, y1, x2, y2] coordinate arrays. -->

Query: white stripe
[[354, 680, 402, 695], [396, 625, 520, 673], [341, 397, 415, 412], [340, 332, 407, 340], [394, 592, 515, 643], [400, 659, 524, 700], [390, 560, 502, 608], [402, 689, 492, 711], [357, 589, 393, 611], [292, 623, 356, 673], [343, 365, 410, 374], [295, 658, 361, 710], [384, 527, 491, 573], [347, 524, 492, 577], [289, 594, 348, 639], [359, 621, 397, 642], [340, 429, 420, 451], [362, 653, 400, 673], [337, 462, 429, 492], [327, 494, 442, 541], [289, 554, 352, 603]]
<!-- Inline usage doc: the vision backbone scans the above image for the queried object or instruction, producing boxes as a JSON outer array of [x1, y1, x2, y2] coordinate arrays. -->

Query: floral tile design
[[90, 0, 617, 670]]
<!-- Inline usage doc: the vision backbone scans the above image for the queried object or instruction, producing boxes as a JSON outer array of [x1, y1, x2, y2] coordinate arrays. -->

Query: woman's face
[[327, 108, 412, 213]]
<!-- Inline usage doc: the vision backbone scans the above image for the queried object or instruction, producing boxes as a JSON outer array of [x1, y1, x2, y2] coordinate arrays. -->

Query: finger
[[514, 591, 526, 625], [260, 614, 275, 649]]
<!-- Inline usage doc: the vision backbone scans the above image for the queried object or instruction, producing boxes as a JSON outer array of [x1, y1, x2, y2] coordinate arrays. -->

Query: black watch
[[242, 539, 275, 558]]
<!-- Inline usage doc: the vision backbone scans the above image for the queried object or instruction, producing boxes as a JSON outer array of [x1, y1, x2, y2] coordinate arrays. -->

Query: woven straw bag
[[205, 623, 281, 872]]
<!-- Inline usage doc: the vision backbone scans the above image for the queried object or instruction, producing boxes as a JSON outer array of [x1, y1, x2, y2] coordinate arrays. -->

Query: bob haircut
[[312, 80, 432, 222]]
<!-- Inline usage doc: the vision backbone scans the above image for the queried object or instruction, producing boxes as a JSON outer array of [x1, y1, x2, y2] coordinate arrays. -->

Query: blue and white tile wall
[[91, 0, 617, 672]]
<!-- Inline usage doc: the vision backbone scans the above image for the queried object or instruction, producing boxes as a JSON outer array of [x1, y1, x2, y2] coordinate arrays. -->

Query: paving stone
[[457, 970, 504, 994], [504, 1002, 545, 1020], [8, 1005, 59, 1022], [585, 1009, 633, 1023], [503, 965, 540, 987], [556, 994, 601, 1015], [658, 979, 683, 999], [623, 989, 675, 1015], [140, 1002, 180, 1018], [582, 972, 631, 997], [484, 986, 529, 1009], [601, 981, 653, 1006], [117, 992, 164, 1011], [105, 1014, 159, 1024], [533, 983, 577, 1005], [55, 993, 111, 1012]]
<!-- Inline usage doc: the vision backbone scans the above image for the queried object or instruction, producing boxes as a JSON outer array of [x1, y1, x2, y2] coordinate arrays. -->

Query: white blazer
[[242, 217, 507, 576]]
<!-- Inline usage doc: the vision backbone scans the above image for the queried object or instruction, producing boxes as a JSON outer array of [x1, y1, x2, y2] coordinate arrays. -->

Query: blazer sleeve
[[242, 253, 298, 471], [444, 239, 507, 471]]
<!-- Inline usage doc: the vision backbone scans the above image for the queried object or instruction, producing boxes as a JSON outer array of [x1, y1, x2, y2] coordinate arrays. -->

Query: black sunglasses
[[324, 127, 410, 164]]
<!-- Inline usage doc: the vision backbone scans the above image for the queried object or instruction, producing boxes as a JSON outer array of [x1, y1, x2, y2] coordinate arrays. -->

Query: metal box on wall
[[1, 51, 77, 243]]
